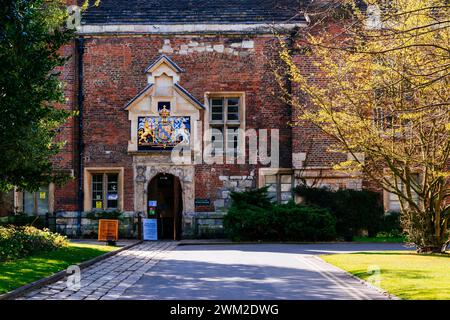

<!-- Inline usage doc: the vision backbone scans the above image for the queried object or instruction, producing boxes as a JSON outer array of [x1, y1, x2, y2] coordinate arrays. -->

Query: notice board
[[143, 218, 158, 241], [98, 219, 119, 241]]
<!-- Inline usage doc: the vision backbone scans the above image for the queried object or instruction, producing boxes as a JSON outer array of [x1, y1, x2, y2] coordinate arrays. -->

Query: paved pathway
[[19, 242, 410, 300], [19, 241, 177, 300], [121, 243, 409, 300]]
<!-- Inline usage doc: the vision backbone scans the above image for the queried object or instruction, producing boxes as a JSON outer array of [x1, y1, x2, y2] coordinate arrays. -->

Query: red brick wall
[[54, 33, 356, 212], [53, 41, 79, 212]]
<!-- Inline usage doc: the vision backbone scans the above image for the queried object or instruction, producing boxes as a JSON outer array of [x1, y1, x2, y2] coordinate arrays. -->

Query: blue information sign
[[142, 218, 158, 241]]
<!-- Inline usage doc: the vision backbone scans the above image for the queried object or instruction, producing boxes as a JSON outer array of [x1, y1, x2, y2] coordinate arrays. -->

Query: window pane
[[227, 98, 239, 121], [267, 192, 277, 201], [281, 175, 292, 184], [23, 191, 34, 214], [265, 175, 277, 184], [211, 99, 224, 121], [226, 128, 239, 157], [92, 174, 103, 210], [37, 187, 49, 214], [212, 99, 223, 106], [107, 174, 119, 209], [227, 98, 239, 106], [281, 191, 292, 202], [211, 127, 224, 155]]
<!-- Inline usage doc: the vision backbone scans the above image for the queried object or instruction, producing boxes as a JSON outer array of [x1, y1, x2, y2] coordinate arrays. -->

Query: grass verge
[[322, 251, 450, 300], [0, 243, 117, 294]]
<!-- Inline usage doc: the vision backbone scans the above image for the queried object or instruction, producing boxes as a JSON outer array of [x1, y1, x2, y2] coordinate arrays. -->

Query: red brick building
[[11, 1, 393, 238]]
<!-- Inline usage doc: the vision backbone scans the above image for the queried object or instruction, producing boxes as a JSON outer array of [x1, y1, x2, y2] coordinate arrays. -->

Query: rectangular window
[[91, 173, 119, 210], [263, 173, 293, 204], [23, 187, 49, 215], [209, 96, 242, 159]]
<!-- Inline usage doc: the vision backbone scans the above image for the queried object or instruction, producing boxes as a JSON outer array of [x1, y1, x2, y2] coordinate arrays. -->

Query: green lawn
[[322, 251, 450, 300], [0, 243, 117, 294]]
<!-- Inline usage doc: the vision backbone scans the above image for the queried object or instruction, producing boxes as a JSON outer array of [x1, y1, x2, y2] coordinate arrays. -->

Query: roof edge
[[123, 84, 153, 110], [174, 84, 205, 110], [144, 54, 184, 74], [76, 22, 308, 35]]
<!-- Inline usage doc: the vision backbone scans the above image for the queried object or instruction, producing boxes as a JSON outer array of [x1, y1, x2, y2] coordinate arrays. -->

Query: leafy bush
[[0, 226, 68, 261], [295, 186, 384, 237], [0, 213, 45, 228], [85, 210, 123, 221], [223, 188, 336, 241], [379, 211, 403, 236]]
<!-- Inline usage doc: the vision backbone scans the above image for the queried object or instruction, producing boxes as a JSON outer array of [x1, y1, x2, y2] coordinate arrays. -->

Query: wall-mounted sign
[[195, 198, 210, 206], [107, 193, 118, 200], [143, 218, 158, 241], [98, 219, 119, 241], [137, 105, 190, 150], [148, 200, 157, 207]]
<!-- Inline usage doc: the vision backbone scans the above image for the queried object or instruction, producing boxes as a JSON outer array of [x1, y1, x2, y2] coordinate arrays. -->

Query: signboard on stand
[[98, 219, 119, 241], [142, 218, 158, 241]]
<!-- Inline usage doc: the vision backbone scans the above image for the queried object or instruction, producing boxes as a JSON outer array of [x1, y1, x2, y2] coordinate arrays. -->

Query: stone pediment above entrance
[[124, 55, 204, 112], [125, 55, 204, 153]]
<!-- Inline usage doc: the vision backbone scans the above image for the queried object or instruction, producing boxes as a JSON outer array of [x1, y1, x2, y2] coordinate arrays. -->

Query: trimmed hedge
[[0, 226, 68, 262], [295, 186, 400, 238], [0, 213, 45, 228], [85, 210, 124, 221], [223, 187, 336, 241]]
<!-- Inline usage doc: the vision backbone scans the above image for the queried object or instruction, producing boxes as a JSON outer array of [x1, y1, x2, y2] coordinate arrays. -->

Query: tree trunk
[[416, 246, 447, 254]]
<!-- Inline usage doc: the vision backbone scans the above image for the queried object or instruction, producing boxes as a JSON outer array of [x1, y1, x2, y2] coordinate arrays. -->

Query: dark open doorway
[[147, 173, 182, 240]]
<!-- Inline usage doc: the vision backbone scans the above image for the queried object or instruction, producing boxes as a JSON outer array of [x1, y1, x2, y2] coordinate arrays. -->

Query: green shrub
[[223, 188, 336, 241], [0, 213, 45, 228], [85, 210, 123, 221], [295, 186, 384, 237], [379, 211, 402, 236], [0, 226, 68, 262]]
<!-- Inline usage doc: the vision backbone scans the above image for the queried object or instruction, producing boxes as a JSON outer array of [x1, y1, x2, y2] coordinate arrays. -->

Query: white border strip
[[76, 23, 307, 35]]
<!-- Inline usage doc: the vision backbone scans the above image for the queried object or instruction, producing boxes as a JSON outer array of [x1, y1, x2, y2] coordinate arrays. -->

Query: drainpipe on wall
[[286, 28, 298, 168], [76, 37, 85, 238]]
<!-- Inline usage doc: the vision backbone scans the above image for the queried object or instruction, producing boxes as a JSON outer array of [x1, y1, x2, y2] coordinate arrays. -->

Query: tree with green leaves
[[276, 0, 449, 253], [0, 0, 76, 193]]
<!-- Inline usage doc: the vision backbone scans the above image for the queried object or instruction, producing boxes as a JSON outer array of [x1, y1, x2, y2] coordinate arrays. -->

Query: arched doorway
[[147, 173, 183, 240]]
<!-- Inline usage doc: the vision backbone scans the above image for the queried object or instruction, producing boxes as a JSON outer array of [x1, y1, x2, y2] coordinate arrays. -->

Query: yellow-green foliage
[[0, 226, 68, 261], [276, 0, 450, 252]]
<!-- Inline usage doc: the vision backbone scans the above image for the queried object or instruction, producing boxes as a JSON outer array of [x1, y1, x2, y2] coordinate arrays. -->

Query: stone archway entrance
[[147, 173, 183, 240]]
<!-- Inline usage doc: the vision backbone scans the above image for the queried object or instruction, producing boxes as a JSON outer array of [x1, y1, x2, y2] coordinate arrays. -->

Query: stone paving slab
[[17, 241, 177, 300]]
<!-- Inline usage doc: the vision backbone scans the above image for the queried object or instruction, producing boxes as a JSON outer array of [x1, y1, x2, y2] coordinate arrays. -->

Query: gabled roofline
[[144, 54, 184, 74], [174, 83, 205, 110], [123, 84, 153, 110]]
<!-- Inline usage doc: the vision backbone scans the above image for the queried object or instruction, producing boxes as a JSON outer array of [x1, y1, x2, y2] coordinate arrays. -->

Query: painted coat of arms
[[138, 106, 191, 150]]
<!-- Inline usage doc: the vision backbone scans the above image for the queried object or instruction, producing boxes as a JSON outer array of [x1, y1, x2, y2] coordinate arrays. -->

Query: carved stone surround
[[133, 154, 195, 236]]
